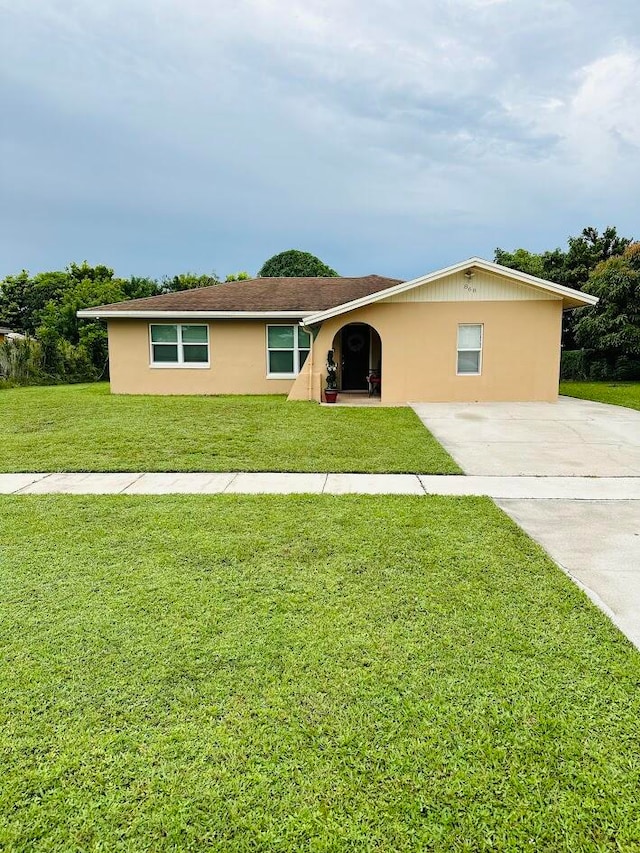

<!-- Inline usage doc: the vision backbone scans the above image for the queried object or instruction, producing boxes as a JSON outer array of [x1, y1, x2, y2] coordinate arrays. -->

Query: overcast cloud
[[1, 0, 638, 279]]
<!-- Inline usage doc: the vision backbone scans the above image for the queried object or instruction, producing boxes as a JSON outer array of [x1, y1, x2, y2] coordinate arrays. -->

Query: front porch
[[288, 318, 386, 404]]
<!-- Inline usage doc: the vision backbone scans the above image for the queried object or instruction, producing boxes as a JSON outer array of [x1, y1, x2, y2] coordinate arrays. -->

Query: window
[[150, 324, 209, 367], [457, 324, 482, 375], [267, 325, 311, 377]]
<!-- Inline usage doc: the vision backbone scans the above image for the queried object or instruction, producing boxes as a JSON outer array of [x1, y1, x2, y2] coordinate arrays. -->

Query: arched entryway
[[332, 323, 382, 394]]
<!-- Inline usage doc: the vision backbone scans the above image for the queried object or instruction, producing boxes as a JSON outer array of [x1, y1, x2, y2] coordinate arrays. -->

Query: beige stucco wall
[[107, 319, 294, 395], [107, 298, 563, 402], [288, 300, 563, 403]]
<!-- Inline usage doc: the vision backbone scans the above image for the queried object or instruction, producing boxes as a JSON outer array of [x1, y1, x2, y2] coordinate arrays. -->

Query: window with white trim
[[150, 324, 209, 366], [457, 324, 482, 375], [266, 325, 311, 377]]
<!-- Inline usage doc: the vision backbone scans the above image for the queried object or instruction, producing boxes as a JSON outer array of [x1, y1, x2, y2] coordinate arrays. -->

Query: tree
[[160, 272, 219, 292], [494, 247, 566, 282], [258, 250, 338, 278], [124, 277, 162, 300], [560, 226, 632, 291], [494, 248, 546, 278], [495, 227, 632, 291], [0, 261, 224, 385], [225, 271, 252, 282], [495, 226, 633, 348], [574, 243, 640, 360], [36, 262, 130, 379], [0, 270, 71, 334]]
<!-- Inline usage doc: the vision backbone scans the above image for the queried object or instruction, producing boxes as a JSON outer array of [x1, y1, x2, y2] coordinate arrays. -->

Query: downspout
[[301, 322, 321, 402]]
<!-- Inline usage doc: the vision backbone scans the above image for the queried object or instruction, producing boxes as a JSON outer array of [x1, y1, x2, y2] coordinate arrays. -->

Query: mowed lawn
[[0, 383, 459, 474], [561, 380, 640, 411], [2, 495, 640, 851]]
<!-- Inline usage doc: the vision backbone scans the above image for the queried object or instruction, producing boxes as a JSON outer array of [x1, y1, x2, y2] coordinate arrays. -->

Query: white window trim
[[149, 323, 210, 368], [266, 324, 311, 379], [456, 323, 483, 376]]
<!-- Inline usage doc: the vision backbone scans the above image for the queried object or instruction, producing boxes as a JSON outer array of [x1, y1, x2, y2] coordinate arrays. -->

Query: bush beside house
[[561, 349, 640, 381]]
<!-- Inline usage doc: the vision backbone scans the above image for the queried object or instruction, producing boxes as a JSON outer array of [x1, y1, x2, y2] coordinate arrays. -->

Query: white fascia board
[[302, 257, 598, 325], [77, 309, 311, 320]]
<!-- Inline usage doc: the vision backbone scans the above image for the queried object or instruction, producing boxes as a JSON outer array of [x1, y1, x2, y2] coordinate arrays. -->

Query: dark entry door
[[341, 324, 370, 390]]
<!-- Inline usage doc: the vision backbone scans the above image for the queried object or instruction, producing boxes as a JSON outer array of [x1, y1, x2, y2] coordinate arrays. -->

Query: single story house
[[78, 257, 597, 403]]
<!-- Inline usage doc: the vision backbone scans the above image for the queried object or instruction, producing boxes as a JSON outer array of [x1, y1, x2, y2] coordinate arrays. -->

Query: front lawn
[[561, 380, 640, 411], [1, 495, 639, 851], [0, 383, 459, 473], [0, 383, 460, 474]]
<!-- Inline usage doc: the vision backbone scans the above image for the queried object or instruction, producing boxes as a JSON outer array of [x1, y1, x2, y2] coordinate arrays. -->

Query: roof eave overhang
[[77, 309, 312, 320], [561, 296, 599, 310], [301, 257, 598, 325]]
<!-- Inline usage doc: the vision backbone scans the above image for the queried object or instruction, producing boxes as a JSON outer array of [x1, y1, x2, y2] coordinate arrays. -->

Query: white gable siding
[[382, 270, 561, 303]]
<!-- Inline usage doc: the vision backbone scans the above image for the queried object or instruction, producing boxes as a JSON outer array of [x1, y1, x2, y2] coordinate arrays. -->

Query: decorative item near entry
[[346, 331, 366, 352], [325, 349, 338, 403], [366, 368, 381, 397]]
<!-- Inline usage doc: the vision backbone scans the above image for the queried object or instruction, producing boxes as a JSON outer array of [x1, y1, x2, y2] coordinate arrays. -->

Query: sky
[[1, 0, 639, 281]]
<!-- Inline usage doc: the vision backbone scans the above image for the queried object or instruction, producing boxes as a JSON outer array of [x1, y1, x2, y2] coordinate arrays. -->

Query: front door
[[341, 324, 370, 390]]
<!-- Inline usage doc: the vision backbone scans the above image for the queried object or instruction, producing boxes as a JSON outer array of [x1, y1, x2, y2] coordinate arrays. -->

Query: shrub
[[0, 333, 98, 388], [613, 355, 640, 380], [560, 350, 588, 380], [588, 359, 609, 381], [0, 336, 44, 384], [560, 349, 640, 381]]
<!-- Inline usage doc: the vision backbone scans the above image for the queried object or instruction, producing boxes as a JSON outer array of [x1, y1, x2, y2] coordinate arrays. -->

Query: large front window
[[267, 325, 311, 377], [150, 324, 209, 367]]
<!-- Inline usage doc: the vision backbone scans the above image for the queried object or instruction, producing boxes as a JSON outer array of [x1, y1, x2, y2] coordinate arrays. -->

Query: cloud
[[0, 0, 639, 277], [568, 49, 640, 158], [499, 43, 640, 190]]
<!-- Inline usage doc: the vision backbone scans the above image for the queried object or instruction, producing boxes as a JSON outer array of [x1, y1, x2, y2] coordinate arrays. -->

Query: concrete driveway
[[498, 500, 640, 649], [411, 397, 640, 476], [412, 395, 640, 651]]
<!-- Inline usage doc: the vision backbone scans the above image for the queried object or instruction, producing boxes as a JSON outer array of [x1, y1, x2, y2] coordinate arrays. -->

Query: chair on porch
[[366, 369, 381, 397]]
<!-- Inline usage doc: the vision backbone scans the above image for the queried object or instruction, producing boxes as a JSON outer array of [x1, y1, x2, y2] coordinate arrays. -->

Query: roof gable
[[302, 258, 598, 325], [382, 268, 560, 304]]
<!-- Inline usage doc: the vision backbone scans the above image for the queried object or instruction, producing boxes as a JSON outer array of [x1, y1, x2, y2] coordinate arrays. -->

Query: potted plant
[[325, 349, 338, 403]]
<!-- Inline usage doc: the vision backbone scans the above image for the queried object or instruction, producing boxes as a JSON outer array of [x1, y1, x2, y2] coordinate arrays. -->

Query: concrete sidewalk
[[2, 471, 640, 498]]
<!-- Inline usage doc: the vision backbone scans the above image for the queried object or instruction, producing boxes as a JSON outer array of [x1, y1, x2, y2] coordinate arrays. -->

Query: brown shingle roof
[[86, 275, 403, 314]]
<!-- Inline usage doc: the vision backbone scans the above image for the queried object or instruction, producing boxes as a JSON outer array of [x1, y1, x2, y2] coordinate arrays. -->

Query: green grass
[[0, 383, 459, 474], [1, 494, 640, 851], [561, 380, 640, 411]]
